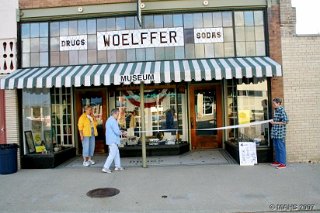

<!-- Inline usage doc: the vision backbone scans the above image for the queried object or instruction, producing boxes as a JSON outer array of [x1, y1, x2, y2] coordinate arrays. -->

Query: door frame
[[189, 83, 223, 149], [74, 87, 108, 154]]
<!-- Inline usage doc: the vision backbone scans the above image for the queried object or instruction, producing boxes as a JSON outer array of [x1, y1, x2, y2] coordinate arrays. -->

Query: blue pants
[[273, 138, 286, 165], [82, 129, 95, 157]]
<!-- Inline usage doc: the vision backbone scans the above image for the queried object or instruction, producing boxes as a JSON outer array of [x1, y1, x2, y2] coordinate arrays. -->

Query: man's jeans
[[274, 138, 286, 165], [103, 143, 121, 169]]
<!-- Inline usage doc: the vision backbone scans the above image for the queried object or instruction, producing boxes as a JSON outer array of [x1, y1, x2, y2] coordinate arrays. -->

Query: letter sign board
[[194, 28, 224, 43], [60, 35, 88, 51], [97, 27, 184, 50]]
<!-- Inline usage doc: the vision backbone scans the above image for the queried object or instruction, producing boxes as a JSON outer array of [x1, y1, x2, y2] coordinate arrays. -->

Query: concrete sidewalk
[[0, 163, 319, 213]]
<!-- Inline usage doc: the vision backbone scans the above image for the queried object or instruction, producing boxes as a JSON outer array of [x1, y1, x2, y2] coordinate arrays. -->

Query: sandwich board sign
[[239, 142, 257, 166]]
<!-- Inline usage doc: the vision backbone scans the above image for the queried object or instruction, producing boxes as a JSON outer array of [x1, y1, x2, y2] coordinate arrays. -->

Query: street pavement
[[0, 161, 320, 213]]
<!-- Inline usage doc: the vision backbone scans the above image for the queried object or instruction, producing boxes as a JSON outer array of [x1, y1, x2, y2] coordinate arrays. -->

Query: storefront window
[[235, 10, 266, 56], [21, 23, 49, 68], [21, 10, 266, 68], [51, 87, 73, 148], [111, 86, 187, 147], [227, 79, 270, 147], [22, 89, 51, 154]]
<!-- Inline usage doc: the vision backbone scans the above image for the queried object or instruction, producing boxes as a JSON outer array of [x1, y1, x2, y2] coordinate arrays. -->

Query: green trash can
[[0, 144, 18, 175]]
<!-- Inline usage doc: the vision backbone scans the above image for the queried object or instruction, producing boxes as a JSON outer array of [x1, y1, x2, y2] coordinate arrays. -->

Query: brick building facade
[[8, 0, 317, 168], [280, 0, 320, 162]]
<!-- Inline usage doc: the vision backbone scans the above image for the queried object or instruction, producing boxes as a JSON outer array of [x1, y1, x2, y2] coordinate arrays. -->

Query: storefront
[[0, 9, 282, 168]]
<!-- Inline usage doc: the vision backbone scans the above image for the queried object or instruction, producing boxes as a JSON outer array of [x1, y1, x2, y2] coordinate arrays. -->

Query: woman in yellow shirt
[[78, 106, 98, 167]]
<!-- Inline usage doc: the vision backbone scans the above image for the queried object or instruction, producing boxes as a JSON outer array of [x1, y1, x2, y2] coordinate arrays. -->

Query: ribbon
[[132, 119, 272, 133]]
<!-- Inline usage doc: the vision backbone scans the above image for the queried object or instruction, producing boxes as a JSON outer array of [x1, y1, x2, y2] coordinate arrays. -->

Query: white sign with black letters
[[97, 27, 184, 50], [194, 27, 224, 44], [60, 35, 87, 51], [239, 142, 257, 166]]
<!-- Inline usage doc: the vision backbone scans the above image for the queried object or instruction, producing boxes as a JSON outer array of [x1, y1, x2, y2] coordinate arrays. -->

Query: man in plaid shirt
[[270, 97, 289, 169]]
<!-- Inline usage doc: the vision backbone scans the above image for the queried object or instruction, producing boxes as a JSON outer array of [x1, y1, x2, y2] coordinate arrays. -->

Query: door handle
[[0, 128, 4, 132]]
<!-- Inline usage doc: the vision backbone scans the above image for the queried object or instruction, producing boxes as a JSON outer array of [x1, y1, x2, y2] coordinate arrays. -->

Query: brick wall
[[280, 0, 320, 162], [267, 2, 284, 104], [19, 0, 133, 9]]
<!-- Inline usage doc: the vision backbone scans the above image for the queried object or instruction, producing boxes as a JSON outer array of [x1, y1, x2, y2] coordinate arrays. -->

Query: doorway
[[75, 89, 107, 154], [189, 84, 222, 149]]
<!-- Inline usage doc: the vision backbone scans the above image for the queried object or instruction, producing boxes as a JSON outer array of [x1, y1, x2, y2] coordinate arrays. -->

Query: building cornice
[[19, 0, 268, 22]]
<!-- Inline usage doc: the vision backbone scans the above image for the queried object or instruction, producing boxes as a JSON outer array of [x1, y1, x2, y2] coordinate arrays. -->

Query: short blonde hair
[[85, 105, 92, 110]]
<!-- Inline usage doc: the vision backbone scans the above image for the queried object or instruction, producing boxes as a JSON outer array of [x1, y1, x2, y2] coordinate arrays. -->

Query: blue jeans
[[273, 138, 286, 165], [82, 129, 95, 157]]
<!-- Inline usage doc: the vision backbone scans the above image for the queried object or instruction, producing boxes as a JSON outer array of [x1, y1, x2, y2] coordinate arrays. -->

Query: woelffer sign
[[97, 27, 184, 50]]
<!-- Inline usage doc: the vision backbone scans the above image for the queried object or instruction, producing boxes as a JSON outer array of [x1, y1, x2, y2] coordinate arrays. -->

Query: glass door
[[75, 89, 107, 154], [189, 85, 222, 149]]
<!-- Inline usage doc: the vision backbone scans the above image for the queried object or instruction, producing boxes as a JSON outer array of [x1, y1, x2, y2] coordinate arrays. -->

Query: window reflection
[[40, 23, 48, 37], [173, 14, 183, 27], [23, 89, 51, 153], [254, 11, 264, 26], [30, 23, 40, 38], [21, 24, 30, 39], [125, 16, 135, 29], [227, 79, 270, 147], [78, 20, 87, 34], [193, 13, 203, 28], [212, 12, 223, 27], [97, 18, 107, 31], [164, 14, 173, 27], [222, 12, 233, 27], [154, 15, 164, 28], [195, 90, 217, 136], [116, 17, 126, 30], [87, 20, 96, 34], [244, 11, 254, 26], [60, 21, 68, 36], [68, 21, 78, 35], [183, 14, 193, 28], [21, 10, 266, 66], [113, 87, 187, 147], [51, 88, 73, 147], [203, 13, 213, 27]]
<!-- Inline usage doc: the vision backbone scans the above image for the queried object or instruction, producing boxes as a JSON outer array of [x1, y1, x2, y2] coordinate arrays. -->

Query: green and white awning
[[0, 57, 282, 89]]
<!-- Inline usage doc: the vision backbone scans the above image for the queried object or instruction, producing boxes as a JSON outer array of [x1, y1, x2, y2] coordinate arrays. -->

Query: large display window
[[22, 88, 73, 154], [109, 85, 188, 147], [227, 78, 270, 147], [22, 89, 51, 154]]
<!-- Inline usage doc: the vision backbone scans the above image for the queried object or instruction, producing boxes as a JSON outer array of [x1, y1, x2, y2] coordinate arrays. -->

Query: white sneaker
[[114, 167, 124, 171], [88, 159, 95, 165], [102, 168, 112, 173], [83, 161, 90, 167]]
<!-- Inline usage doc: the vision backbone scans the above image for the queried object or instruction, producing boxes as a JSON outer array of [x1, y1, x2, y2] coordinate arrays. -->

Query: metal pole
[[140, 82, 147, 168]]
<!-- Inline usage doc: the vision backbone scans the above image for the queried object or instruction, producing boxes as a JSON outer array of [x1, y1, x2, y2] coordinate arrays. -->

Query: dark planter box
[[119, 143, 190, 157], [22, 147, 76, 169], [225, 141, 272, 164]]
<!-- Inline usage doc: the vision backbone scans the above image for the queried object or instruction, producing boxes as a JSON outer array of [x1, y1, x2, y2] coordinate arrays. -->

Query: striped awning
[[0, 57, 282, 89]]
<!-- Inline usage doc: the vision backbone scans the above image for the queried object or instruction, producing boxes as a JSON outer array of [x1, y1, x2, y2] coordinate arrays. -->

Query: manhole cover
[[87, 188, 120, 198]]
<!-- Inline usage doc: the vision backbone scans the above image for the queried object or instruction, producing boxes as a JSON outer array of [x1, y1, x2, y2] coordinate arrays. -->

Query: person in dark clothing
[[165, 107, 175, 130]]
